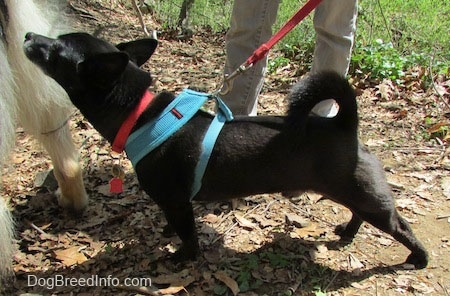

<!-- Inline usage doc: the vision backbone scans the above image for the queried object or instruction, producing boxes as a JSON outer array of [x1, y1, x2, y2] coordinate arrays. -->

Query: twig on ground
[[323, 271, 339, 292], [436, 214, 450, 219], [25, 219, 48, 236], [131, 0, 150, 36]]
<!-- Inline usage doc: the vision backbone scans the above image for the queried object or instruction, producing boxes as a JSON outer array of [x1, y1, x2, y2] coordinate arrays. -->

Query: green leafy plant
[[351, 39, 408, 81], [260, 251, 290, 268], [268, 55, 291, 73]]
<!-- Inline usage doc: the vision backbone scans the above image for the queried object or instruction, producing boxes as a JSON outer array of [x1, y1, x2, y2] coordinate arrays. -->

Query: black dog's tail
[[286, 71, 358, 132]]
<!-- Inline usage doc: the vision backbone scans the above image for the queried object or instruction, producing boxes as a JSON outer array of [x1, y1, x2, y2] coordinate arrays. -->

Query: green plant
[[235, 254, 263, 292], [351, 39, 407, 81], [260, 251, 290, 268], [268, 55, 291, 73]]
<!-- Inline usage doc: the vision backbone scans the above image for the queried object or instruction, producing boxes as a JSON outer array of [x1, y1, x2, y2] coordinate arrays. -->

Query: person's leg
[[311, 0, 358, 76], [222, 0, 280, 115], [310, 0, 358, 117]]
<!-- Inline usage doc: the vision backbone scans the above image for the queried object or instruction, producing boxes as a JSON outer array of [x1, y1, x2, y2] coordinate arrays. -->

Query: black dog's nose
[[24, 32, 35, 41]]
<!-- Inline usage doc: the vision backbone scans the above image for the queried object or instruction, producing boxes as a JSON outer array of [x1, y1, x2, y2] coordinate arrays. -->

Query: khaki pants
[[222, 0, 358, 116]]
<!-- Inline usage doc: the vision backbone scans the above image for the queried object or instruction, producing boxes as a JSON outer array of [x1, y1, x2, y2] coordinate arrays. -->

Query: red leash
[[246, 0, 323, 65], [218, 0, 323, 95]]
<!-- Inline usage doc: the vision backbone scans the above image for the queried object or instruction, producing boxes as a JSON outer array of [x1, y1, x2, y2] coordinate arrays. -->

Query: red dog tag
[[109, 177, 123, 193]]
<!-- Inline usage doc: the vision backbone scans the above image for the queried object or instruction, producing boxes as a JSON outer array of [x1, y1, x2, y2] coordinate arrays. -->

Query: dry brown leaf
[[310, 244, 329, 260], [234, 213, 257, 230], [394, 109, 408, 119], [348, 253, 364, 269], [285, 213, 310, 228], [152, 269, 195, 287], [159, 286, 188, 295], [434, 84, 449, 96], [249, 213, 279, 228], [214, 271, 239, 296], [427, 122, 450, 134], [375, 80, 395, 101], [54, 246, 88, 266], [293, 223, 326, 238], [203, 213, 220, 224]]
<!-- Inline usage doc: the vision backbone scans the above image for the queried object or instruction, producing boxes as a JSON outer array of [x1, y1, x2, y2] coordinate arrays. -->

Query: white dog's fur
[[0, 0, 88, 278]]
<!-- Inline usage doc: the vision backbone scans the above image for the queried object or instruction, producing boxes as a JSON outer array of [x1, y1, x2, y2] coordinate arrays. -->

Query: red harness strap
[[112, 90, 155, 153], [245, 0, 323, 66]]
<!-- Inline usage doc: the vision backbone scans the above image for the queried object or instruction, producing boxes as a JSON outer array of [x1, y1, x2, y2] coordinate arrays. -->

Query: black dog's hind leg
[[333, 148, 429, 268], [160, 202, 199, 262], [349, 205, 428, 269], [388, 213, 428, 268], [339, 175, 429, 268]]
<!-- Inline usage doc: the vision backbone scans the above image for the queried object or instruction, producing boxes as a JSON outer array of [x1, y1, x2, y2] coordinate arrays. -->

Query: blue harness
[[124, 89, 234, 200]]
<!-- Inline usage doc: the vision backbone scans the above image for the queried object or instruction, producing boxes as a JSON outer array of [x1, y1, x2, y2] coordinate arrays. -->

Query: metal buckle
[[214, 62, 253, 96]]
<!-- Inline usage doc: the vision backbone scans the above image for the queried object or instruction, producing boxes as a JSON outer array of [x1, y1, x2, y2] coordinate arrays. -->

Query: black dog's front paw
[[170, 240, 199, 263], [334, 222, 357, 241], [335, 215, 363, 241], [405, 250, 428, 269]]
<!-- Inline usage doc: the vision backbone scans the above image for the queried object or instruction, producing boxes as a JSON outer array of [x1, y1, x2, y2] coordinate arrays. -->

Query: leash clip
[[214, 62, 253, 96]]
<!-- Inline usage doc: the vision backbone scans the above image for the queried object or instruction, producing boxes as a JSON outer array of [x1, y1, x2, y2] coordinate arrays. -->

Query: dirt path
[[2, 1, 449, 295]]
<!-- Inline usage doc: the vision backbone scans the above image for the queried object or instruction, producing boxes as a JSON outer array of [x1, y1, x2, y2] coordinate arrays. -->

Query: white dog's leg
[[35, 124, 89, 211], [0, 199, 14, 278], [6, 0, 88, 211], [0, 40, 16, 278]]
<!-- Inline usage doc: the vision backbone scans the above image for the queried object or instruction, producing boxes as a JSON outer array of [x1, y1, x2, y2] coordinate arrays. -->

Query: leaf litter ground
[[1, 1, 450, 295]]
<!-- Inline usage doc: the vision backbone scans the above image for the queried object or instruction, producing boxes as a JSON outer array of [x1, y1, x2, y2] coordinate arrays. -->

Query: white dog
[[0, 0, 88, 278]]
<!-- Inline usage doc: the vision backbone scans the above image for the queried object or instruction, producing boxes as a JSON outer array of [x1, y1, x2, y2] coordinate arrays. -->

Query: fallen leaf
[[293, 223, 326, 238], [376, 80, 395, 101], [427, 122, 450, 134], [396, 198, 416, 210], [310, 244, 328, 260], [434, 84, 449, 96], [406, 172, 435, 183], [348, 253, 364, 269], [249, 214, 279, 228], [152, 269, 194, 287], [54, 246, 88, 266], [214, 271, 239, 296], [285, 213, 310, 228], [234, 213, 257, 230], [159, 286, 188, 295], [203, 213, 220, 224]]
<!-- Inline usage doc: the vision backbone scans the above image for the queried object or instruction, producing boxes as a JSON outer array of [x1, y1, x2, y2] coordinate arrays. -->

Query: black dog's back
[[193, 72, 359, 201]]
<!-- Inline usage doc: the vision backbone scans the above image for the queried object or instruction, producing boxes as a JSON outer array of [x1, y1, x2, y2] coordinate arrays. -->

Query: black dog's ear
[[116, 39, 158, 67], [77, 52, 129, 88]]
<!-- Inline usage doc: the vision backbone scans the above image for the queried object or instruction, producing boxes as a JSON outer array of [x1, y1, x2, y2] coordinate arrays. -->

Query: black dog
[[23, 32, 428, 269]]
